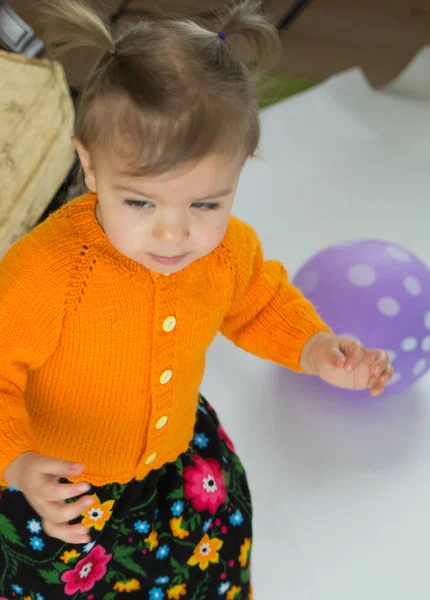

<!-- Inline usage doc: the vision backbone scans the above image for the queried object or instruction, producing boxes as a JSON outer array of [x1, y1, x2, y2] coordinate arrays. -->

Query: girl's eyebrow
[[113, 186, 232, 202]]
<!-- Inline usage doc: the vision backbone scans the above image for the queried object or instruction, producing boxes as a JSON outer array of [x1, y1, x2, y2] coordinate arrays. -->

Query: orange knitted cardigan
[[0, 193, 329, 486]]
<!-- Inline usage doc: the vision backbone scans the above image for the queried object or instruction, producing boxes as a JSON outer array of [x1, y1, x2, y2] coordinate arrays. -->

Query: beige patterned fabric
[[0, 50, 75, 257]]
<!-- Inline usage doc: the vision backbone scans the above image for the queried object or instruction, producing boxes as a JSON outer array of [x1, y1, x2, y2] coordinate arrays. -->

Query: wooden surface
[[7, 0, 430, 86]]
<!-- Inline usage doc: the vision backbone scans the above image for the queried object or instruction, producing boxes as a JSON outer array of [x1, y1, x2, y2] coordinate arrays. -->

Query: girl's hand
[[300, 332, 394, 397], [3, 452, 93, 544]]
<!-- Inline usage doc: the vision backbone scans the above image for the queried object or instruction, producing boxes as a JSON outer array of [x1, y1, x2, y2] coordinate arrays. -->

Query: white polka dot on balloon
[[378, 297, 400, 317], [385, 245, 411, 263], [413, 358, 427, 377], [348, 264, 376, 287], [298, 270, 319, 294], [401, 337, 418, 352], [387, 350, 397, 362], [421, 336, 430, 352], [387, 372, 401, 386], [404, 276, 421, 296], [425, 311, 430, 330]]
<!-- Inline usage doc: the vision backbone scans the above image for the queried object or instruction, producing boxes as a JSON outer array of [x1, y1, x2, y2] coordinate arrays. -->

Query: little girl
[[0, 1, 393, 598]]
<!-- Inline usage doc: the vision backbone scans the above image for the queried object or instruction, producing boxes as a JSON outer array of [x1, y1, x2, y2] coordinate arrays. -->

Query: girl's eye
[[124, 199, 153, 210], [192, 202, 220, 211]]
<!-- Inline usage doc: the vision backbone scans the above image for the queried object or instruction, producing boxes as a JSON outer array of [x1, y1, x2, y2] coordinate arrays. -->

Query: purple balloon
[[293, 240, 430, 394]]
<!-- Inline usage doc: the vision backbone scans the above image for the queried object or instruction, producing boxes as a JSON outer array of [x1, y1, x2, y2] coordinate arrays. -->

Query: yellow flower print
[[239, 538, 251, 568], [227, 586, 242, 600], [24, 596, 31, 600], [170, 516, 190, 539], [113, 578, 141, 592], [167, 583, 187, 599], [60, 549, 81, 563], [81, 493, 114, 531], [144, 529, 159, 551], [187, 533, 223, 571]]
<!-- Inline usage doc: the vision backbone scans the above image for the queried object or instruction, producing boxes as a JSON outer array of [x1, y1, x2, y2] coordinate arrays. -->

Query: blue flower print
[[30, 536, 44, 551], [134, 519, 150, 534], [193, 432, 209, 449], [27, 518, 42, 534], [36, 594, 45, 600], [149, 587, 164, 600], [155, 576, 169, 585], [171, 500, 184, 517], [11, 584, 23, 595], [203, 519, 212, 532], [156, 544, 170, 560], [229, 509, 243, 527], [218, 581, 231, 595], [8, 486, 20, 492], [198, 404, 208, 415], [83, 541, 96, 553]]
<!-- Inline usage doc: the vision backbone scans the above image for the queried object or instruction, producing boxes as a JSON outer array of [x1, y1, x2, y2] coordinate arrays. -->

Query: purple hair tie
[[218, 30, 226, 40]]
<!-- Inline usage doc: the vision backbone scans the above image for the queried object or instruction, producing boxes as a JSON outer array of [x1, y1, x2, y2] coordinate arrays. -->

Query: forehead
[[101, 152, 244, 195]]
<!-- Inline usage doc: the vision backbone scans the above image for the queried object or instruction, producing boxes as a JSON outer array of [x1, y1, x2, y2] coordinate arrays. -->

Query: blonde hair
[[42, 0, 281, 176]]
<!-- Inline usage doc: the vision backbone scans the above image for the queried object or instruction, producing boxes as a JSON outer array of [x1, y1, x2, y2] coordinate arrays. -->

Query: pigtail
[[40, 0, 116, 58], [217, 0, 281, 74]]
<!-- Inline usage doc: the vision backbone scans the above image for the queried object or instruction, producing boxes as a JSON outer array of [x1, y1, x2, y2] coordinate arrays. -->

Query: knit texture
[[0, 192, 330, 486]]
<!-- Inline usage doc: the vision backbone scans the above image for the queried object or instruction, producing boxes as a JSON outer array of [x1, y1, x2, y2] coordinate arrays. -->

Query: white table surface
[[201, 48, 430, 599]]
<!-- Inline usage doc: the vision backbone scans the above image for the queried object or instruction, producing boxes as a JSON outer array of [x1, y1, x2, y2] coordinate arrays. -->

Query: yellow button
[[145, 452, 157, 465], [156, 416, 168, 429], [160, 370, 172, 385], [163, 316, 176, 332], [163, 273, 170, 277]]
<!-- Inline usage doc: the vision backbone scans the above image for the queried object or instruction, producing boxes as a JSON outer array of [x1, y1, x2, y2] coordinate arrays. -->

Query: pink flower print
[[183, 456, 226, 515], [61, 545, 112, 595]]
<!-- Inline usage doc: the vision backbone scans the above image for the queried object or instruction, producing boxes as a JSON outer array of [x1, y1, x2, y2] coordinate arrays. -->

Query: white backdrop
[[202, 48, 430, 599]]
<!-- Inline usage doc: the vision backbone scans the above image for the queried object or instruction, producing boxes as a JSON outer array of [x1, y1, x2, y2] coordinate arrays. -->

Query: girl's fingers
[[342, 340, 366, 371], [370, 371, 391, 396], [44, 494, 94, 525], [42, 518, 91, 544], [370, 350, 390, 377], [327, 346, 347, 368], [48, 480, 91, 503]]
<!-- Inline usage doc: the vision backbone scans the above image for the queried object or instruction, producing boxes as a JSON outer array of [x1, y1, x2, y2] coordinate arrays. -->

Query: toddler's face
[[75, 144, 243, 274]]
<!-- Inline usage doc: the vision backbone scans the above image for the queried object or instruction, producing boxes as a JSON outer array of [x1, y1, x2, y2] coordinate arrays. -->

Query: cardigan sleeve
[[220, 218, 331, 371], [0, 232, 67, 485]]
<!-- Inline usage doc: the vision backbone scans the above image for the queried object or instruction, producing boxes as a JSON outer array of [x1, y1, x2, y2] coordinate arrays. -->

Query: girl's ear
[[72, 137, 97, 192]]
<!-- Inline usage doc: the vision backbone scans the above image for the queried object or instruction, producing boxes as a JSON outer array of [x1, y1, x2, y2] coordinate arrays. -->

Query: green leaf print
[[119, 556, 147, 578], [105, 569, 124, 584], [231, 455, 245, 474], [174, 564, 190, 581], [111, 483, 127, 499], [9, 556, 19, 578], [52, 560, 69, 572], [113, 545, 147, 577], [119, 522, 131, 536], [170, 556, 180, 569], [188, 513, 201, 532], [0, 514, 25, 547], [168, 488, 183, 500], [103, 593, 117, 600], [39, 568, 61, 584], [241, 568, 250, 584], [114, 545, 135, 560]]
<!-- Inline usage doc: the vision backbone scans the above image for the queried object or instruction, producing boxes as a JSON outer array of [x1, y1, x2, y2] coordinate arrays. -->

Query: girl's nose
[[152, 218, 190, 245]]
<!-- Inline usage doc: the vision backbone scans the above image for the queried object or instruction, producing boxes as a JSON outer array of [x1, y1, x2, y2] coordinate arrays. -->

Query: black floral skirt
[[0, 396, 253, 600]]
